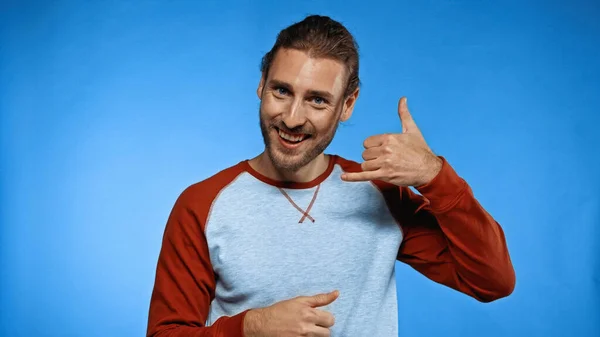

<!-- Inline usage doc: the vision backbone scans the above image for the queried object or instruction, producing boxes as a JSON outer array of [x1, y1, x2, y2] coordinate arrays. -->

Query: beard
[[259, 106, 339, 172]]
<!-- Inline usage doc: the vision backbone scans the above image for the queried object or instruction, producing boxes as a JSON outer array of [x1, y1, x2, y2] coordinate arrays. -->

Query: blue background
[[1, 1, 599, 336]]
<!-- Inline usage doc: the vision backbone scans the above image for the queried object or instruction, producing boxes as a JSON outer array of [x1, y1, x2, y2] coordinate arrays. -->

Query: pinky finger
[[312, 326, 332, 337], [340, 170, 382, 182]]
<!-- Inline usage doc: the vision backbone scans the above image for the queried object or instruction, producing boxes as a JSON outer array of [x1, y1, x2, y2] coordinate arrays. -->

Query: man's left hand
[[341, 97, 442, 187]]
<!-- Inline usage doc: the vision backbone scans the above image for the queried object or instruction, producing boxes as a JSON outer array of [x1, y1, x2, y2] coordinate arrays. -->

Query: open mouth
[[276, 128, 311, 147]]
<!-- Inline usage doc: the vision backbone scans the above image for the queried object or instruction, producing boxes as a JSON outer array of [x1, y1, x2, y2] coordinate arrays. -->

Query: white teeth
[[278, 130, 305, 142]]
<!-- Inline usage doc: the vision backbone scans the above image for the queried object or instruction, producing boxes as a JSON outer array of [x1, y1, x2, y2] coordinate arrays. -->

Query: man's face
[[257, 48, 358, 172]]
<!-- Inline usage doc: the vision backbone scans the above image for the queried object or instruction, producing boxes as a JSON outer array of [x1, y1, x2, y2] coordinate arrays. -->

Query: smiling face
[[257, 48, 359, 172]]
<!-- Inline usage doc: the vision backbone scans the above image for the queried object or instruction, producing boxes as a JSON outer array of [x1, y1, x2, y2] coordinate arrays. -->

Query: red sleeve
[[387, 157, 516, 302], [147, 174, 249, 336]]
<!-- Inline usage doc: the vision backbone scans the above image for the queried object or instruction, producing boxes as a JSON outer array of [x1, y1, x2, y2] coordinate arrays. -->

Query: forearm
[[428, 187, 515, 300], [403, 157, 515, 301], [242, 309, 265, 337], [148, 310, 250, 337]]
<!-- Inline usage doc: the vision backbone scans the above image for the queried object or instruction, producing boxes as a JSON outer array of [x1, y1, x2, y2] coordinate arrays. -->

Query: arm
[[147, 192, 249, 337], [147, 189, 338, 337], [395, 157, 516, 302]]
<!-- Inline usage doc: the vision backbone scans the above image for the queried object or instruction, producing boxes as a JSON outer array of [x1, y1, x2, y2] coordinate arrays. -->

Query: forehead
[[268, 48, 347, 95]]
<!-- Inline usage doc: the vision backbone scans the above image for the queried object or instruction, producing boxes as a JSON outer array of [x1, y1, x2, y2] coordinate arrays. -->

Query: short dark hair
[[260, 15, 360, 98]]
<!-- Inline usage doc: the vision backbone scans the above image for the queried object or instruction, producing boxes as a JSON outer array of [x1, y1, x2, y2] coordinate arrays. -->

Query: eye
[[312, 97, 327, 105], [277, 87, 288, 95]]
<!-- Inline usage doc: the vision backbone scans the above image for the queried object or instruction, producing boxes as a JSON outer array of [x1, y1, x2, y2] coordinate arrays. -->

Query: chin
[[267, 147, 310, 172]]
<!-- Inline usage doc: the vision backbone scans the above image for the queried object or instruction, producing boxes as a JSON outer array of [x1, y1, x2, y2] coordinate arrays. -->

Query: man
[[146, 14, 515, 337]]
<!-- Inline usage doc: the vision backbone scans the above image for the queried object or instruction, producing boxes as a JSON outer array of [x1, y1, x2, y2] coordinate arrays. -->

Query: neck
[[249, 151, 330, 183]]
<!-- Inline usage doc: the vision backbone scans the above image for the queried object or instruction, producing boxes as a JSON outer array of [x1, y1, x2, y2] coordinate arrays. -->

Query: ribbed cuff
[[415, 156, 467, 213], [218, 309, 250, 337]]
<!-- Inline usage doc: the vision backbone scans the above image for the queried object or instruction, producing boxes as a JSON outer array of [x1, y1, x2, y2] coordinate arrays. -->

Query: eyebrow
[[269, 79, 335, 102]]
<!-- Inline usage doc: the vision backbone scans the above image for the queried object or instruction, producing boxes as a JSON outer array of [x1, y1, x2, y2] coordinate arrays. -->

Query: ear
[[339, 88, 359, 122], [256, 74, 265, 100]]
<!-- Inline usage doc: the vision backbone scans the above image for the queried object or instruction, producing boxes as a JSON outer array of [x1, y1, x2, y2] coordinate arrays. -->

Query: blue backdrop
[[1, 1, 598, 336]]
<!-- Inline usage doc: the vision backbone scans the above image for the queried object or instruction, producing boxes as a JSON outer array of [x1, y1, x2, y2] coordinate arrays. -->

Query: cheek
[[261, 95, 287, 116], [310, 111, 339, 135]]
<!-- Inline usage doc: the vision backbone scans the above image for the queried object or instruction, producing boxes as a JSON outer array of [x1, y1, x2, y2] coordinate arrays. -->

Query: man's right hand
[[243, 290, 339, 337]]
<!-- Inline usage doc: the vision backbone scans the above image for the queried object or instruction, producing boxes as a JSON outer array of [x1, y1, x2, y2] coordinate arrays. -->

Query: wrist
[[243, 308, 263, 337], [418, 155, 443, 187]]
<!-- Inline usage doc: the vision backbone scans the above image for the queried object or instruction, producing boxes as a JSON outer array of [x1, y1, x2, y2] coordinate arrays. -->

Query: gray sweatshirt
[[147, 154, 515, 337]]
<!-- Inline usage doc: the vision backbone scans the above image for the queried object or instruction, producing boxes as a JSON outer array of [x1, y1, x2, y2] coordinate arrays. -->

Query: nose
[[281, 99, 307, 130]]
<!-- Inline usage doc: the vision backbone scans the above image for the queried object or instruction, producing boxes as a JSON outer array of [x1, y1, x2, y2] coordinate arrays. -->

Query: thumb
[[398, 96, 417, 133], [303, 290, 340, 307]]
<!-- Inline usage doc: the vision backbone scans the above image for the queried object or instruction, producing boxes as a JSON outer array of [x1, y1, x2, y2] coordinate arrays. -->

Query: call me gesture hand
[[341, 97, 443, 187]]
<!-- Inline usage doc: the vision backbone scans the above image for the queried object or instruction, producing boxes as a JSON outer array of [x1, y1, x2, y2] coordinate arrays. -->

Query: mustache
[[271, 121, 314, 135]]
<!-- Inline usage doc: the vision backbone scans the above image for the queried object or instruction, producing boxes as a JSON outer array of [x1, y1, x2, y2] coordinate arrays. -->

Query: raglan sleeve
[[146, 189, 249, 337], [394, 156, 516, 302]]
